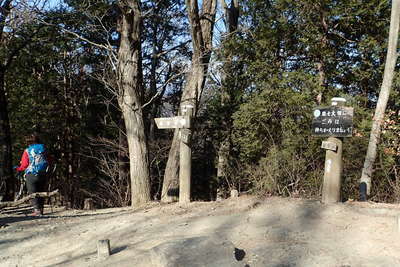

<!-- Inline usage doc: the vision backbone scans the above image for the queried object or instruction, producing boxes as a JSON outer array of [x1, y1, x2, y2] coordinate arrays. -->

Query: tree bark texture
[[360, 0, 400, 195], [118, 1, 151, 206], [161, 0, 217, 202], [118, 118, 129, 183]]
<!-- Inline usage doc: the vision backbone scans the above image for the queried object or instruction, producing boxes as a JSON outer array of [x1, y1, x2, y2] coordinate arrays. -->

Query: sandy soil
[[1, 195, 400, 267]]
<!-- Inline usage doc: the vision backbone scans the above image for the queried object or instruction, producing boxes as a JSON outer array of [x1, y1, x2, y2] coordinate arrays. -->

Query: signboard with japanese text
[[312, 106, 354, 137], [154, 116, 191, 129]]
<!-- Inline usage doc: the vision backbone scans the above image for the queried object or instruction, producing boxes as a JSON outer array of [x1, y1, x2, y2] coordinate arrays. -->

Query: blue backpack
[[26, 144, 49, 175]]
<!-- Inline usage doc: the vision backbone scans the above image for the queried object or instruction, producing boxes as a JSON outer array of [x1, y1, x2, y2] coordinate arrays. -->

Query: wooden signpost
[[155, 104, 194, 204], [312, 97, 354, 204]]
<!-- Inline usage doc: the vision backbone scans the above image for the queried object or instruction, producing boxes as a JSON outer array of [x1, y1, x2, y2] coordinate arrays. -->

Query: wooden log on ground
[[0, 189, 59, 209]]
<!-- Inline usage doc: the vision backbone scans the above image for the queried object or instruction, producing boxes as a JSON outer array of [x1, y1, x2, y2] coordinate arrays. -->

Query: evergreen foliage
[[1, 0, 398, 206], [207, 0, 399, 201]]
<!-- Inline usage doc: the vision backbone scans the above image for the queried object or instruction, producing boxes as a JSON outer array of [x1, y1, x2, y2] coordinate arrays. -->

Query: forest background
[[0, 0, 398, 208]]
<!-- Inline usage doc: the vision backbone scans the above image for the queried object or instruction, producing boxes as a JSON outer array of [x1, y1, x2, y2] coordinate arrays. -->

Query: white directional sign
[[321, 140, 338, 151], [154, 116, 191, 129]]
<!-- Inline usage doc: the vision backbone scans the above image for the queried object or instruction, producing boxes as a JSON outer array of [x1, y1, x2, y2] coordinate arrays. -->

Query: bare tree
[[117, 0, 151, 206], [360, 0, 400, 198], [84, 136, 130, 207], [161, 0, 217, 202]]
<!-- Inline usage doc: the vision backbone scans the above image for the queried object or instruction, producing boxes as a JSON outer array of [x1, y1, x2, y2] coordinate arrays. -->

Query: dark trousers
[[26, 173, 47, 211]]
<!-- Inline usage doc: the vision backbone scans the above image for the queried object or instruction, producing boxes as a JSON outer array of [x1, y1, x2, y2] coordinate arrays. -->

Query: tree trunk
[[60, 53, 77, 207], [0, 68, 14, 201], [161, 134, 180, 202], [315, 7, 328, 105], [0, 1, 14, 201], [219, 0, 239, 33], [216, 0, 239, 186], [118, 1, 150, 207], [360, 0, 400, 196], [118, 118, 129, 183], [161, 0, 217, 202], [147, 37, 159, 143], [118, 117, 130, 204]]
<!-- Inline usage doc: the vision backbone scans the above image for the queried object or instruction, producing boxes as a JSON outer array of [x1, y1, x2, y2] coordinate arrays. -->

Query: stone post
[[97, 239, 111, 260], [321, 97, 345, 204]]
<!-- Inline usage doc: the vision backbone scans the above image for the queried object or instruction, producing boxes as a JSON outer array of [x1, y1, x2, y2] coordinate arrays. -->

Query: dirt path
[[1, 196, 400, 267]]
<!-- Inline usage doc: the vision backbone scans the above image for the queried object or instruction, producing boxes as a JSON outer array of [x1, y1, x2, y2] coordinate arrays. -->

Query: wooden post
[[179, 104, 193, 204], [154, 106, 193, 204], [321, 98, 346, 204]]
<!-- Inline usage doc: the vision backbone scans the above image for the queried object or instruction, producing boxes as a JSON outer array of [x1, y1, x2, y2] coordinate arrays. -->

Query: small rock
[[230, 190, 239, 198]]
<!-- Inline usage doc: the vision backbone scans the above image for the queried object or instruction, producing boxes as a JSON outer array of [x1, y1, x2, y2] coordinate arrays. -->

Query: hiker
[[15, 134, 50, 216]]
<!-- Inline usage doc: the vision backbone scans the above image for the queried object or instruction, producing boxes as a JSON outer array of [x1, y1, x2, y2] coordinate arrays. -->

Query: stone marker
[[230, 189, 239, 198], [216, 189, 223, 201], [97, 239, 111, 260], [321, 136, 343, 203], [313, 97, 353, 204], [397, 215, 400, 232], [84, 198, 94, 210]]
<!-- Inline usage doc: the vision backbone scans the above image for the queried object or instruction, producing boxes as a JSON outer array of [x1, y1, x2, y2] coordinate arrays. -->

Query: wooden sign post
[[312, 97, 354, 204], [179, 104, 193, 203], [154, 104, 193, 204]]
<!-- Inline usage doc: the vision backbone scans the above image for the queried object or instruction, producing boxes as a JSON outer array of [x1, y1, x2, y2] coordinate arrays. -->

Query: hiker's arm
[[16, 150, 29, 172]]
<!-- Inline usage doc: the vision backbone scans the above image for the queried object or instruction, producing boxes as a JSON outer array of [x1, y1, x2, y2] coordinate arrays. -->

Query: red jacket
[[16, 150, 29, 172]]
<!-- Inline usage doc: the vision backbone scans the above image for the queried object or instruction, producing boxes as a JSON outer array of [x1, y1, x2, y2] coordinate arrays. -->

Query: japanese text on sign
[[312, 106, 354, 137]]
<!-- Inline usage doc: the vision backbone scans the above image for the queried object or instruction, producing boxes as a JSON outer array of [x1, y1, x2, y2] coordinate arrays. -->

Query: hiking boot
[[30, 209, 43, 216]]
